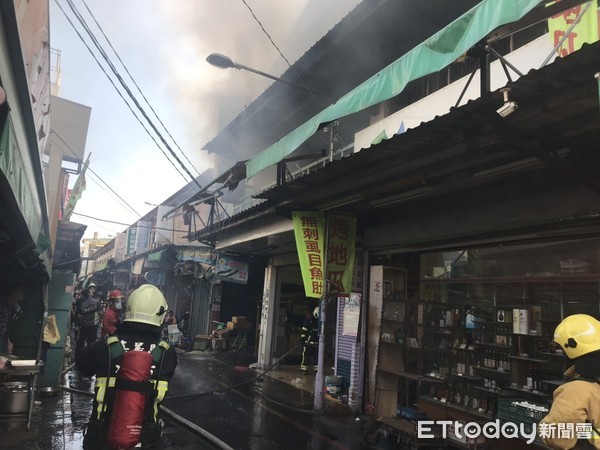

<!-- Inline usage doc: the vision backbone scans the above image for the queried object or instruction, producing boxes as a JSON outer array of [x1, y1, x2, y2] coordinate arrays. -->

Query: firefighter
[[540, 314, 600, 449], [300, 305, 319, 372], [76, 284, 178, 449], [74, 288, 102, 353], [101, 290, 123, 337]]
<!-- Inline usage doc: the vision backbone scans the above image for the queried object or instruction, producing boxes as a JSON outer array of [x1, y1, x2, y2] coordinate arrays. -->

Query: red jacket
[[102, 306, 120, 336]]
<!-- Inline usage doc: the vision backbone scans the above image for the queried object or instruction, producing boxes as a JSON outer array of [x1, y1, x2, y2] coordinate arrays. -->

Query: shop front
[[366, 234, 600, 448]]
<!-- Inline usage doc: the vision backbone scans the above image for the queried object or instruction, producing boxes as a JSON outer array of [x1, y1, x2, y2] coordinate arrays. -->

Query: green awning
[[246, 0, 544, 178]]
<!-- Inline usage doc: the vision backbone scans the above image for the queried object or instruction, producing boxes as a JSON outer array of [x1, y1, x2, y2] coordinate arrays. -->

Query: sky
[[48, 0, 362, 240]]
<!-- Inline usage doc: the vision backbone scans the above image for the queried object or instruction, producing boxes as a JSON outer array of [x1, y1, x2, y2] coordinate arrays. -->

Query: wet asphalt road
[[162, 350, 369, 450], [0, 349, 373, 449]]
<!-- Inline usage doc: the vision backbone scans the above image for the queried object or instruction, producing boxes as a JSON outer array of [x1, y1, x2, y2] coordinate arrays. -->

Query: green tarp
[[246, 0, 544, 178]]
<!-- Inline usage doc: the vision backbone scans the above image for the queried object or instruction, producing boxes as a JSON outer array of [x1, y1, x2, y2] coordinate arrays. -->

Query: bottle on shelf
[[526, 364, 534, 390]]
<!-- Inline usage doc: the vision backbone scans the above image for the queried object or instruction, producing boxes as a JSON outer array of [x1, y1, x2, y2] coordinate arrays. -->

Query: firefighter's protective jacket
[[76, 322, 177, 446], [541, 366, 600, 449], [301, 315, 318, 345]]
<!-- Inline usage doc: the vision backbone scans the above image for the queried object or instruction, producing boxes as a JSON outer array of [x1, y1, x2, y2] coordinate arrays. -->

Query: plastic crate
[[497, 399, 548, 432]]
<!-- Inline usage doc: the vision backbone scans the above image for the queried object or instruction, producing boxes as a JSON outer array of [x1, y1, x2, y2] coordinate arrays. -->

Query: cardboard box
[[227, 317, 252, 330]]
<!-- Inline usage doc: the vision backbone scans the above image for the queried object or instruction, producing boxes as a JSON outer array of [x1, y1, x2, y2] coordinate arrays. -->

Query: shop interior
[[371, 237, 600, 445]]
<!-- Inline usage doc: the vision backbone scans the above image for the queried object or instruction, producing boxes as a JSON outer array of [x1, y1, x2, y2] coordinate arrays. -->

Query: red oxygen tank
[[106, 351, 153, 449]]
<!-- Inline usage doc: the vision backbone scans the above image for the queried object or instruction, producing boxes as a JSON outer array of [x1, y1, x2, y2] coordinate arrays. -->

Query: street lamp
[[206, 53, 315, 96]]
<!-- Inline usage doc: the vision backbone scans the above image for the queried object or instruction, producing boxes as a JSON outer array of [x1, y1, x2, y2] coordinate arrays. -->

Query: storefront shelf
[[504, 386, 552, 398], [472, 386, 516, 397], [381, 318, 404, 324], [450, 373, 484, 382], [539, 352, 564, 358], [472, 366, 512, 376], [378, 368, 446, 384], [475, 343, 513, 349], [508, 355, 549, 363], [419, 395, 494, 420], [421, 275, 600, 284]]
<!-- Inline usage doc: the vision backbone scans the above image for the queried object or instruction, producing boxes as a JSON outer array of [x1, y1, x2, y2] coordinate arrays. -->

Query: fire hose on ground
[[59, 384, 234, 450], [60, 343, 311, 449]]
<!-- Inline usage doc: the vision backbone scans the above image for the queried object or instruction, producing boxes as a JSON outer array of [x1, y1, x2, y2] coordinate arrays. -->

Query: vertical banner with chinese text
[[548, 0, 598, 57], [327, 213, 356, 296], [293, 212, 326, 298]]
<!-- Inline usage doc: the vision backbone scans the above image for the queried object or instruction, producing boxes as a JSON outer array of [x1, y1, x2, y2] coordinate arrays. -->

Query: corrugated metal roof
[[191, 41, 600, 244], [202, 0, 483, 159]]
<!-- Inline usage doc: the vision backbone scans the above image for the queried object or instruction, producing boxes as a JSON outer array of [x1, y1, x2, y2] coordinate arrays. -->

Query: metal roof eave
[[189, 40, 600, 246]]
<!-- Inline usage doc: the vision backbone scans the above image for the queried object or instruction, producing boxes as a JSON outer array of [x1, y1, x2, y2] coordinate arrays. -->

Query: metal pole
[[314, 213, 331, 410], [234, 63, 313, 94], [539, 1, 591, 69]]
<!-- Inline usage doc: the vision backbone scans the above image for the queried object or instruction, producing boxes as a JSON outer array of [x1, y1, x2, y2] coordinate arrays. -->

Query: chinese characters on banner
[[292, 212, 356, 298], [293, 212, 326, 298], [327, 213, 357, 296], [547, 0, 598, 58]]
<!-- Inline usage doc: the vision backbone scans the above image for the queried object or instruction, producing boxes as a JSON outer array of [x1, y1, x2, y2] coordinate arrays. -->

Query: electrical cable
[[50, 130, 141, 217], [53, 0, 193, 186], [79, 0, 201, 178], [51, 129, 178, 244], [240, 0, 311, 92], [72, 211, 188, 233], [63, 0, 202, 189]]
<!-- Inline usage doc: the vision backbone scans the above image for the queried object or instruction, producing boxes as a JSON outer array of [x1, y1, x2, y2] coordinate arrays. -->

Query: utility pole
[[314, 214, 331, 410]]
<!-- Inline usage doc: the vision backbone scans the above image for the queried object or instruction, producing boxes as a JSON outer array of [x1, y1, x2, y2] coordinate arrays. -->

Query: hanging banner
[[548, 0, 599, 57], [327, 213, 356, 296], [292, 211, 325, 298], [62, 156, 89, 222]]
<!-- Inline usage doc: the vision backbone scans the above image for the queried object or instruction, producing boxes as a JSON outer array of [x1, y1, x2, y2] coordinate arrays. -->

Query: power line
[[54, 0, 189, 185], [80, 0, 201, 178], [54, 0, 201, 188], [51, 130, 179, 244], [72, 212, 188, 233], [240, 0, 311, 92], [50, 129, 141, 217], [62, 0, 196, 186]]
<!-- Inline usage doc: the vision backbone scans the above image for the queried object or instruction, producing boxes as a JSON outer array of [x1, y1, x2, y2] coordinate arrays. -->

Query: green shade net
[[246, 0, 544, 178]]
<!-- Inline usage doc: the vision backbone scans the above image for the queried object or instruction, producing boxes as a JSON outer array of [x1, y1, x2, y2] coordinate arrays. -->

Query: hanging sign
[[327, 213, 356, 296], [293, 212, 357, 298], [547, 0, 599, 58], [292, 212, 325, 298]]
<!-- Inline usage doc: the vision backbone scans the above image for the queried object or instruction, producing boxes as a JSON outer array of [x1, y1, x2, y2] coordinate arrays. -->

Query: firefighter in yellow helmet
[[76, 284, 178, 449], [540, 314, 600, 449]]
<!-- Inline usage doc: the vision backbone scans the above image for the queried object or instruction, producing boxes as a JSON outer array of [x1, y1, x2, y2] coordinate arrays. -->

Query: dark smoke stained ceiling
[[203, 0, 482, 160]]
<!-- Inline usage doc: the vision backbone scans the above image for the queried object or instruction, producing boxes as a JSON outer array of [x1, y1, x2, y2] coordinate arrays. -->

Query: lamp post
[[206, 53, 316, 96]]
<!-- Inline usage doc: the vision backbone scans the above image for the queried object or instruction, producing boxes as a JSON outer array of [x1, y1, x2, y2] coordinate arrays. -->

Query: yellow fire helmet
[[125, 284, 168, 327], [554, 314, 600, 359]]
